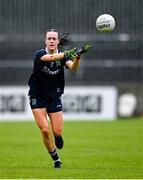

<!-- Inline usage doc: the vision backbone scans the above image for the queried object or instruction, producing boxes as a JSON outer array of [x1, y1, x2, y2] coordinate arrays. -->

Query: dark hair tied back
[[59, 32, 72, 47]]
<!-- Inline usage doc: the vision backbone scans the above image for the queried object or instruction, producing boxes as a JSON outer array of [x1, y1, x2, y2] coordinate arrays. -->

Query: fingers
[[70, 51, 77, 60], [64, 44, 91, 60], [83, 44, 92, 51], [72, 47, 77, 51], [64, 47, 77, 60], [77, 43, 92, 56]]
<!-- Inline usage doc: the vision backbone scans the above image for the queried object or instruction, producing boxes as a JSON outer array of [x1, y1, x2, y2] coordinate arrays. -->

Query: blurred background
[[0, 0, 143, 118]]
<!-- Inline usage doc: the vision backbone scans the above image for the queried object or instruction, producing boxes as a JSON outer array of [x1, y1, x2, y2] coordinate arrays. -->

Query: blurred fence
[[0, 0, 143, 117], [0, 0, 143, 85], [0, 0, 143, 34], [0, 0, 143, 86]]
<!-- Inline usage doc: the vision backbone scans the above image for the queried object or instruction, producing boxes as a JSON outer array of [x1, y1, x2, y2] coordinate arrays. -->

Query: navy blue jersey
[[28, 49, 69, 98]]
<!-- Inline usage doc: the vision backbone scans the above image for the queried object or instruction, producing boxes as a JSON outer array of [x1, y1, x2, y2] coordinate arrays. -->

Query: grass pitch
[[0, 117, 143, 179]]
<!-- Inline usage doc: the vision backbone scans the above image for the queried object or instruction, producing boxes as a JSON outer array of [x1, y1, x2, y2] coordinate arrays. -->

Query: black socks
[[49, 149, 60, 161], [49, 149, 62, 168]]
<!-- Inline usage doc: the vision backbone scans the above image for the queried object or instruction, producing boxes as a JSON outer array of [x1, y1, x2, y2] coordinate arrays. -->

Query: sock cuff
[[49, 149, 57, 156], [54, 159, 60, 162]]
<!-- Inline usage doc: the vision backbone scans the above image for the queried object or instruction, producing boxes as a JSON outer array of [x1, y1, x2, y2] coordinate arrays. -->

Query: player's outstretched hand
[[64, 47, 77, 60], [77, 44, 92, 56]]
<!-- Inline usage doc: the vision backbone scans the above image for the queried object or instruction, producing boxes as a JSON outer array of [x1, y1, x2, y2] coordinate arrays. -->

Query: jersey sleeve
[[34, 49, 47, 60], [61, 54, 72, 68]]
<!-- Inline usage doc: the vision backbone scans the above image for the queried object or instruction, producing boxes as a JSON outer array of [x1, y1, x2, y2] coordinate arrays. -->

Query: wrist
[[76, 55, 80, 60]]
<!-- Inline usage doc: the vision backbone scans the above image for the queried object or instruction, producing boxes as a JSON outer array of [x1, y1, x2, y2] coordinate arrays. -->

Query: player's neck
[[45, 47, 58, 54]]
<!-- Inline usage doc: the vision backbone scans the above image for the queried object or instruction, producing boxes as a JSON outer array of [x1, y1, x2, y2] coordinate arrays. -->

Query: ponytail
[[59, 32, 72, 47]]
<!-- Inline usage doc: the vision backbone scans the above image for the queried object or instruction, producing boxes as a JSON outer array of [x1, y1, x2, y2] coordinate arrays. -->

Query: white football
[[96, 14, 115, 32]]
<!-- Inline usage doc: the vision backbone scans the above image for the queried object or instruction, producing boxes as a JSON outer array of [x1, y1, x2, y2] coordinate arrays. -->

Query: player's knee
[[41, 127, 50, 138]]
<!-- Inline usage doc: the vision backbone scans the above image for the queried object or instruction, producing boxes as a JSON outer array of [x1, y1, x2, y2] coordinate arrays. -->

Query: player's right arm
[[40, 47, 77, 62], [41, 52, 64, 62]]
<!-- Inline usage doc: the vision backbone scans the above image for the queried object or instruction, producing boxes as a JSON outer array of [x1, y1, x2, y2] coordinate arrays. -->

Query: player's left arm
[[65, 43, 92, 71], [66, 56, 81, 71]]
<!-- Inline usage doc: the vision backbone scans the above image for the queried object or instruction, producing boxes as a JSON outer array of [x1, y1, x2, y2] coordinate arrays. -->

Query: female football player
[[28, 29, 91, 168]]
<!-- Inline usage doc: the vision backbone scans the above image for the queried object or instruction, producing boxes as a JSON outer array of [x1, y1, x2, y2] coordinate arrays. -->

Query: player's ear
[[58, 39, 60, 45], [57, 32, 60, 45], [44, 36, 47, 44]]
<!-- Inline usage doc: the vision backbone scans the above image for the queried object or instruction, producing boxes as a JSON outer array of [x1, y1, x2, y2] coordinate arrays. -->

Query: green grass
[[0, 117, 143, 179]]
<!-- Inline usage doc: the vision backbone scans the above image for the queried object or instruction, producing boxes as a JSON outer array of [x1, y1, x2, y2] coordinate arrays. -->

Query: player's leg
[[32, 108, 54, 151], [48, 111, 64, 149], [32, 108, 61, 168]]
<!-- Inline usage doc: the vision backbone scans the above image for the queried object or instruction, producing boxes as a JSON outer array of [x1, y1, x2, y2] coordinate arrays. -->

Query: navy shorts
[[29, 95, 62, 113]]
